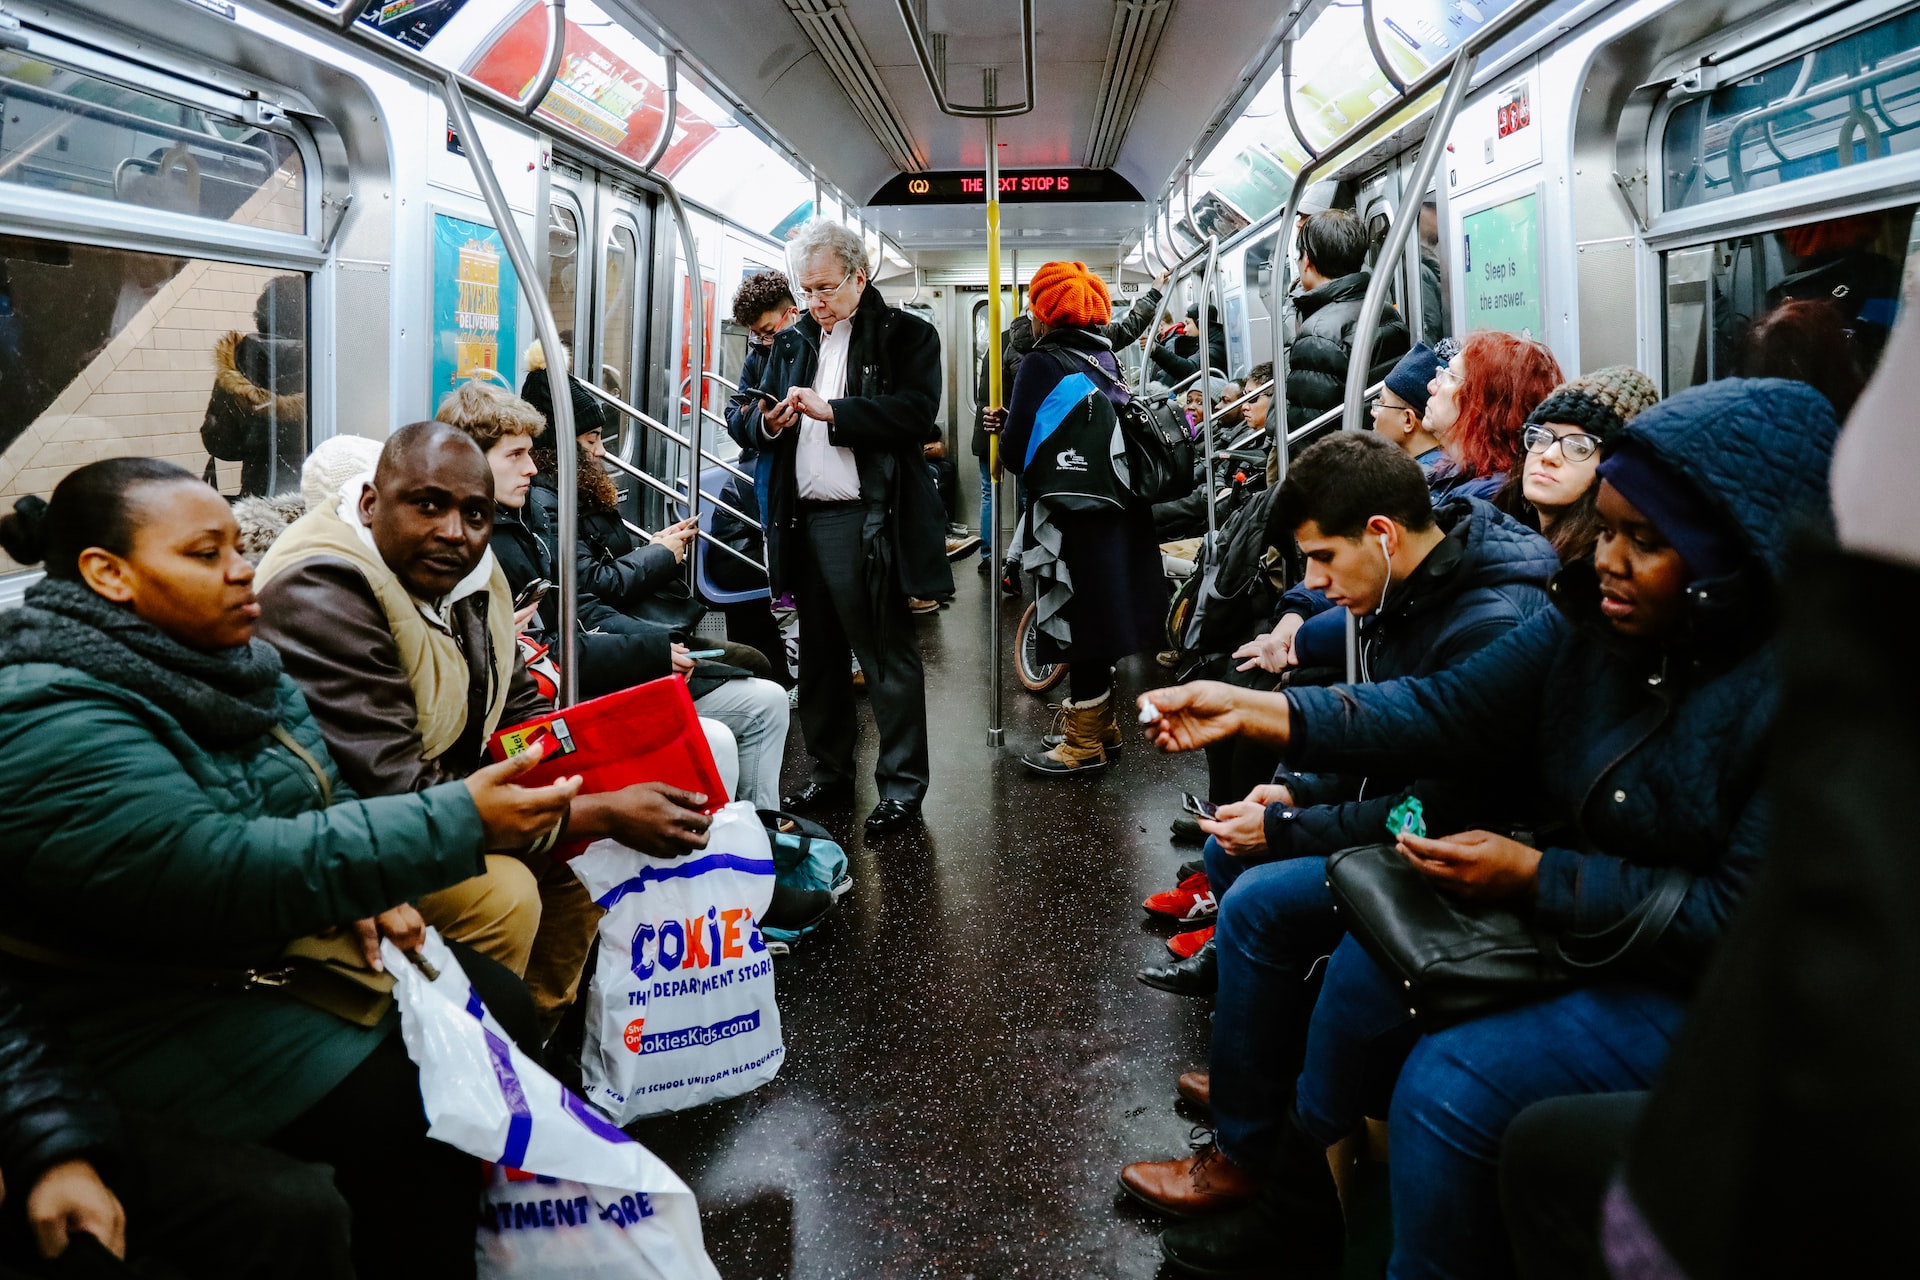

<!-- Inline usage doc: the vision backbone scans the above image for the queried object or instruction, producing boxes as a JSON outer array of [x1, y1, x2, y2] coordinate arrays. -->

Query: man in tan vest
[[255, 422, 713, 1026]]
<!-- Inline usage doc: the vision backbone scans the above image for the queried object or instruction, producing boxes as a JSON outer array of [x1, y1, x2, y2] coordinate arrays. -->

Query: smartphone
[[1181, 792, 1219, 820], [513, 578, 553, 610], [744, 387, 782, 406]]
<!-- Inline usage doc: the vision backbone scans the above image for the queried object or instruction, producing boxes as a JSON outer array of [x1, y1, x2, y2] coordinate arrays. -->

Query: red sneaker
[[1144, 872, 1218, 925], [1167, 924, 1215, 959]]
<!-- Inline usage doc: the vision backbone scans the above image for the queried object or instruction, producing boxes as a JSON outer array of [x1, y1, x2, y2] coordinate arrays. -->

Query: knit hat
[[1383, 342, 1443, 417], [1028, 261, 1111, 328], [520, 367, 609, 437], [1296, 180, 1337, 217], [1595, 440, 1744, 581], [299, 433, 383, 511], [1526, 366, 1659, 440]]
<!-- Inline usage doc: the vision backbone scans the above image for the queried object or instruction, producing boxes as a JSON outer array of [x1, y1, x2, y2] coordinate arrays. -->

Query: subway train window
[[599, 223, 638, 453], [1663, 7, 1920, 210], [1662, 205, 1915, 415], [546, 201, 580, 352], [0, 51, 306, 233], [0, 236, 306, 565]]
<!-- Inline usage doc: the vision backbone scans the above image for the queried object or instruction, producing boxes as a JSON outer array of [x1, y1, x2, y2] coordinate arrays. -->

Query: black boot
[[1138, 939, 1217, 997], [1160, 1108, 1343, 1278]]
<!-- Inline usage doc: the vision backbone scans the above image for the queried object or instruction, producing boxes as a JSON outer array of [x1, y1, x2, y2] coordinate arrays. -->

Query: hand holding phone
[[1181, 792, 1219, 820], [514, 578, 554, 611]]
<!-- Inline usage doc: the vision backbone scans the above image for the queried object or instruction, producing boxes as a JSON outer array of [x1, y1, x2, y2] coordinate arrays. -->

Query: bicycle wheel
[[1015, 601, 1067, 693]]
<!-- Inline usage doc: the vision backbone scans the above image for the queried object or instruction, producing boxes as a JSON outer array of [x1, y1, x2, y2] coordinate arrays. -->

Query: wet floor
[[633, 563, 1214, 1279]]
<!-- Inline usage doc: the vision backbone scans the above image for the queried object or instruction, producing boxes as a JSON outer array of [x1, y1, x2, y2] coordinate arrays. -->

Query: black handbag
[[1060, 347, 1197, 505], [1325, 843, 1690, 1030]]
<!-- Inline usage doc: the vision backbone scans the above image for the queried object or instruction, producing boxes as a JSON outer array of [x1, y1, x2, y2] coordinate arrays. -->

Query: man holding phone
[[727, 219, 949, 837]]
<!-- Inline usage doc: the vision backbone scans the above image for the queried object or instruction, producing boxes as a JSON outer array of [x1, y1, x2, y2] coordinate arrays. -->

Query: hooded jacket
[[1261, 497, 1559, 855], [1282, 378, 1838, 982], [1283, 271, 1412, 433], [200, 331, 306, 498], [1146, 309, 1229, 385], [728, 283, 952, 601]]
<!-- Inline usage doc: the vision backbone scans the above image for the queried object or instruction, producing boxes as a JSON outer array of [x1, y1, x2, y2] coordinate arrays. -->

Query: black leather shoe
[[782, 781, 853, 813], [1171, 815, 1205, 846], [864, 798, 922, 836], [1177, 858, 1206, 882], [1138, 939, 1217, 997]]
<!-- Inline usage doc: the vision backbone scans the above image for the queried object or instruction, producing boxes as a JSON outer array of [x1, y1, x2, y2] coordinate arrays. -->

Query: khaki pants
[[416, 855, 603, 1030]]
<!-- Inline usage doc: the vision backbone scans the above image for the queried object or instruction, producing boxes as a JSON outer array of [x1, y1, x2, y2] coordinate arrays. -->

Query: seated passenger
[[439, 382, 789, 811], [253, 423, 714, 1026], [1424, 330, 1564, 504], [1370, 342, 1446, 473], [0, 458, 583, 1277], [1505, 367, 1659, 563], [1136, 378, 1837, 1278]]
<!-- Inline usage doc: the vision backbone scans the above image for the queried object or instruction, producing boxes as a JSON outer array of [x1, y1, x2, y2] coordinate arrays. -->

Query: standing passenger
[[735, 218, 949, 836]]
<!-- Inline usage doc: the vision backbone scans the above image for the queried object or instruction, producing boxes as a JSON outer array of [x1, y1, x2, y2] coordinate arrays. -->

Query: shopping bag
[[381, 931, 720, 1280], [568, 802, 785, 1121]]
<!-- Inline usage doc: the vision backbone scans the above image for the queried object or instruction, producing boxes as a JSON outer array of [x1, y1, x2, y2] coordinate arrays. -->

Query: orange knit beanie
[[1028, 260, 1112, 328]]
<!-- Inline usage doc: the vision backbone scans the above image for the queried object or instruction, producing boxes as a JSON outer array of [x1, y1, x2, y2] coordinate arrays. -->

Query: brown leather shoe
[[1118, 1145, 1256, 1217], [1177, 1070, 1211, 1112]]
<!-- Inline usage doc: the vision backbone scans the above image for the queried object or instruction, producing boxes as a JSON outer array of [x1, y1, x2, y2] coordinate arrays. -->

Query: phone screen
[[1182, 793, 1218, 820]]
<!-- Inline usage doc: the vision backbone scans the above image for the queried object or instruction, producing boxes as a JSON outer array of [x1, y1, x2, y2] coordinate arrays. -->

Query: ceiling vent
[[1085, 0, 1176, 168], [783, 0, 926, 173]]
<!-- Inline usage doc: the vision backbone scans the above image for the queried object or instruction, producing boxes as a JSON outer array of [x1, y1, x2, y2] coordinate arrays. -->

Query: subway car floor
[[628, 563, 1216, 1279]]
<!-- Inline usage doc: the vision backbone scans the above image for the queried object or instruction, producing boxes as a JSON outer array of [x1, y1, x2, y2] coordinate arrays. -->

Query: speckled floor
[[631, 564, 1213, 1279]]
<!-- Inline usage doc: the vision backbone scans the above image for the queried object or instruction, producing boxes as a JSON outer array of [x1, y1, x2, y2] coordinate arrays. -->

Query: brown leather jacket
[[256, 555, 550, 798]]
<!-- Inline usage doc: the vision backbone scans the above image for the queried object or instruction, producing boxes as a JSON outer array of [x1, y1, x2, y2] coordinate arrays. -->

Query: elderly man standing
[[728, 218, 948, 836]]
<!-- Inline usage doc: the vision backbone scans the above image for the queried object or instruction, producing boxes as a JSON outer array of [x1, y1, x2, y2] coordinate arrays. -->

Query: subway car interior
[[0, 0, 1912, 1277]]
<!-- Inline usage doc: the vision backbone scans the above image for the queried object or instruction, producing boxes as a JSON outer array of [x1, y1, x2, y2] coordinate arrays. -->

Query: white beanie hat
[[300, 434, 384, 511]]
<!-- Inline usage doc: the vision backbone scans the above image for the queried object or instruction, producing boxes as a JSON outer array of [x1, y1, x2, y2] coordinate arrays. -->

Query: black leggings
[[267, 942, 541, 1280]]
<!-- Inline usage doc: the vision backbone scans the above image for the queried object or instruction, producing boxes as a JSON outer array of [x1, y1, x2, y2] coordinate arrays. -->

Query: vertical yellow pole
[[985, 116, 1004, 747]]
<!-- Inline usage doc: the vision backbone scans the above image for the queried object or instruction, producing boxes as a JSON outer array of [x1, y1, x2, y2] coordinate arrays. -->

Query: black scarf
[[0, 579, 284, 749]]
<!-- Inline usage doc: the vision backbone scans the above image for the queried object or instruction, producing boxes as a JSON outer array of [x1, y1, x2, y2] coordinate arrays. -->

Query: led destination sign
[[871, 168, 1143, 205]]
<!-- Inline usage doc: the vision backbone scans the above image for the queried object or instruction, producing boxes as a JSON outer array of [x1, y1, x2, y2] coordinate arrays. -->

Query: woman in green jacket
[[0, 458, 578, 1279]]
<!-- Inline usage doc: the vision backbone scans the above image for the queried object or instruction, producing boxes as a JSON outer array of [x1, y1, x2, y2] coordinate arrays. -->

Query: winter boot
[[1042, 693, 1125, 755], [1159, 1108, 1344, 1278], [1022, 691, 1111, 776]]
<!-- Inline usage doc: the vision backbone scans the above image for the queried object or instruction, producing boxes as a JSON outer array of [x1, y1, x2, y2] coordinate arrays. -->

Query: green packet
[[1386, 795, 1427, 840]]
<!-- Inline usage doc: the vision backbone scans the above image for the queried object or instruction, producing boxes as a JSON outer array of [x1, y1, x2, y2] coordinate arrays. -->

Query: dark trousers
[[1500, 1093, 1647, 1280], [795, 506, 930, 802], [1205, 662, 1287, 803]]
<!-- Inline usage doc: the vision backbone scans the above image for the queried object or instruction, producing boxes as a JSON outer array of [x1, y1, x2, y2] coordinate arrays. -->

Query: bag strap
[[269, 723, 332, 809], [1551, 868, 1690, 972], [1058, 345, 1133, 403]]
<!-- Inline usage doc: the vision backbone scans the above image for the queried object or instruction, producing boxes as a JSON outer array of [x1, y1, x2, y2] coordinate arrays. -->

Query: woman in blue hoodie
[[1138, 378, 1839, 1280]]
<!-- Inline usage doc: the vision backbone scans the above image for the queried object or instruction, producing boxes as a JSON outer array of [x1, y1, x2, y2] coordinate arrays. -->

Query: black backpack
[[1059, 348, 1197, 506]]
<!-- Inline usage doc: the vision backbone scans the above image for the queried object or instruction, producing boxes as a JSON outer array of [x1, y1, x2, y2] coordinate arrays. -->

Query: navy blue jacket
[[1265, 497, 1559, 855], [1285, 378, 1839, 981]]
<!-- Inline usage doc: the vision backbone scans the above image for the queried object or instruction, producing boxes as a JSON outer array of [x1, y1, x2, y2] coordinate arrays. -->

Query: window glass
[[0, 52, 306, 233], [545, 203, 579, 353], [0, 235, 307, 569], [1661, 205, 1917, 414], [1664, 8, 1920, 211], [599, 223, 636, 453]]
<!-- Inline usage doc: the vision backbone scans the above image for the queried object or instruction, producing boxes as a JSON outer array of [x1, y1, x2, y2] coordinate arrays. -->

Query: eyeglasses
[[795, 270, 856, 302], [1522, 424, 1602, 462], [1434, 364, 1463, 388]]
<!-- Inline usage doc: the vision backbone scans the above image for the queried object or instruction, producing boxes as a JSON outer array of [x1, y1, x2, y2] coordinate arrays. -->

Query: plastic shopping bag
[[382, 932, 720, 1280], [568, 801, 785, 1121]]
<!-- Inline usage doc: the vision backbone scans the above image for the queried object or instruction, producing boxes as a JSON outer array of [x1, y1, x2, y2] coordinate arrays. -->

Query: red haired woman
[[1423, 331, 1564, 504]]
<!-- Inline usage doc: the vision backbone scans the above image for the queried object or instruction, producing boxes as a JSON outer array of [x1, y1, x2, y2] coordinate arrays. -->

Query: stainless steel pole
[[1198, 235, 1219, 541], [986, 113, 1004, 749]]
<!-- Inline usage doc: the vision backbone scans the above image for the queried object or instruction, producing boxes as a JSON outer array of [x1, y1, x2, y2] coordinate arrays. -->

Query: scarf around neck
[[0, 578, 283, 749]]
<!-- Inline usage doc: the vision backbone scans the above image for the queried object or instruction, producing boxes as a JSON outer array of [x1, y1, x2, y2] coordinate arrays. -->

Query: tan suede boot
[[1041, 694, 1126, 755], [1022, 691, 1112, 775]]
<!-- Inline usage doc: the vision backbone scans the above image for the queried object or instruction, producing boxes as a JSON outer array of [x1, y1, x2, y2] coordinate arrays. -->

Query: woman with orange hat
[[1000, 261, 1169, 776]]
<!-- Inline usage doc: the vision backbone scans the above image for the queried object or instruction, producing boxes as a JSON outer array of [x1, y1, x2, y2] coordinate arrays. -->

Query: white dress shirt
[[794, 318, 863, 501]]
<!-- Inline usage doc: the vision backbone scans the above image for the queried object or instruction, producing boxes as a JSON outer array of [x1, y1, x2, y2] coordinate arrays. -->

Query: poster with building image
[[1461, 190, 1543, 338], [432, 213, 520, 404]]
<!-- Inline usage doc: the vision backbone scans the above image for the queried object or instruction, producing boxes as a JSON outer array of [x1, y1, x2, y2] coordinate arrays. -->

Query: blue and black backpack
[[756, 809, 853, 949]]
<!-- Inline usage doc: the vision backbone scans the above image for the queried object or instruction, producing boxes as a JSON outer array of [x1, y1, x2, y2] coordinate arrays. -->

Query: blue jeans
[[1202, 832, 1274, 896], [1209, 852, 1344, 1175], [1294, 937, 1688, 1280]]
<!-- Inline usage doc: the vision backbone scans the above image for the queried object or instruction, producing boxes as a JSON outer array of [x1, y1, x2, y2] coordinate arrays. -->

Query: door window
[[545, 202, 579, 355]]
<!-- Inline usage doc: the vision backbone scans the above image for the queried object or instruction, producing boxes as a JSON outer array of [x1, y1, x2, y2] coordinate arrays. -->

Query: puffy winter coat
[[1283, 271, 1411, 433], [526, 474, 700, 632], [0, 662, 485, 1141], [729, 284, 952, 600], [1260, 497, 1559, 856], [1147, 311, 1229, 384], [200, 330, 305, 497], [0, 977, 122, 1202], [1284, 378, 1838, 982]]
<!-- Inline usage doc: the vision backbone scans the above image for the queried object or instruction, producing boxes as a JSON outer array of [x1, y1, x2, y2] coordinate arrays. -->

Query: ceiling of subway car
[[613, 0, 1293, 254]]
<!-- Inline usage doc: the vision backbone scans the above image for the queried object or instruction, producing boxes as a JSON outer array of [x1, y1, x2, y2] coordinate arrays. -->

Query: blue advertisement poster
[[1462, 191, 1543, 338], [432, 213, 519, 404]]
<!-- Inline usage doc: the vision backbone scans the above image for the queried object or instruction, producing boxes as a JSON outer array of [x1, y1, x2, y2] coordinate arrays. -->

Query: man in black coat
[[729, 219, 950, 835], [1283, 208, 1411, 433]]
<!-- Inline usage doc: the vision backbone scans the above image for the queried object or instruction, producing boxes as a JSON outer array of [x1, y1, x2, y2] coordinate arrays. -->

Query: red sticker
[[623, 1018, 646, 1053]]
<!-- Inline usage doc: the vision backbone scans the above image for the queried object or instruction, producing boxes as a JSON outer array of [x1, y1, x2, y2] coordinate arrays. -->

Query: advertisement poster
[[680, 275, 717, 413], [1462, 191, 1543, 337], [356, 0, 471, 51], [433, 213, 520, 402]]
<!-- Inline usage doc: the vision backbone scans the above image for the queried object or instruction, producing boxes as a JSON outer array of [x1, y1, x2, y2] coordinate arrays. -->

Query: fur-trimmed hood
[[232, 492, 306, 564], [212, 331, 305, 422]]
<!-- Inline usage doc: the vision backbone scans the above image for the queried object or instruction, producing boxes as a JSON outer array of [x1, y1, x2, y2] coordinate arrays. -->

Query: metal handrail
[[518, 0, 567, 115], [1361, 0, 1408, 95], [637, 48, 677, 170], [603, 460, 767, 573], [582, 379, 756, 489], [895, 0, 1036, 118]]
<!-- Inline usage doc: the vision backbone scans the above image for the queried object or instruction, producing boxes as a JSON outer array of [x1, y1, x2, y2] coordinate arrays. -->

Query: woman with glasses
[[1424, 331, 1564, 505], [1507, 367, 1660, 562]]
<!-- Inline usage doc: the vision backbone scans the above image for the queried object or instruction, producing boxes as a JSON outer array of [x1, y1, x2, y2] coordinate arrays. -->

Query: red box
[[486, 676, 729, 814]]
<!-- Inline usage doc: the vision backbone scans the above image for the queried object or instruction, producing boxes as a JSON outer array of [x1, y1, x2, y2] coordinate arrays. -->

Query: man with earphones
[[1124, 431, 1561, 1221]]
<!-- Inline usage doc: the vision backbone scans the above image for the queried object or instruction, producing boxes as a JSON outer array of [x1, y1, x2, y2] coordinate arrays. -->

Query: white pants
[[694, 676, 789, 809]]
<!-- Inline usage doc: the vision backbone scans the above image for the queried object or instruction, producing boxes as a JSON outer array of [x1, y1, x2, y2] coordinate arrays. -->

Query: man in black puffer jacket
[[1283, 209, 1411, 434]]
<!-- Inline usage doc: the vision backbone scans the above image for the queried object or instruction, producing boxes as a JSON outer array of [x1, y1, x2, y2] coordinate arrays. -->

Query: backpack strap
[[1056, 344, 1133, 403]]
